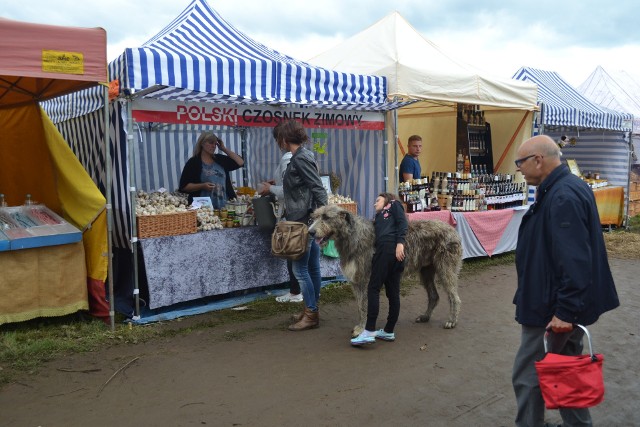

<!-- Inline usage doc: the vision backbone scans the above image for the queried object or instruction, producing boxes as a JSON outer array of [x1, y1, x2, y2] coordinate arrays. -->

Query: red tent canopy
[[0, 18, 107, 108]]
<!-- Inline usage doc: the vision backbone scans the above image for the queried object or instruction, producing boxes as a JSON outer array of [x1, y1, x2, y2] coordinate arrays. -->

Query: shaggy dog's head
[[308, 204, 353, 247]]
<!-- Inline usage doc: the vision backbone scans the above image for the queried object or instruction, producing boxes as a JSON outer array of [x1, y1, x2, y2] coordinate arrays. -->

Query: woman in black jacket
[[278, 120, 328, 331]]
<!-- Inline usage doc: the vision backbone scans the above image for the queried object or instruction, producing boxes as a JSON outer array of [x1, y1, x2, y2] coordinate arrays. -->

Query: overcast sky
[[4, 0, 640, 87]]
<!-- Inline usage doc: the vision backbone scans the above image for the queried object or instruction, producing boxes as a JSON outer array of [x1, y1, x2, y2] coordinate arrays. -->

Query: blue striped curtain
[[52, 101, 132, 249], [246, 127, 385, 219], [132, 124, 245, 193], [133, 124, 385, 219], [546, 130, 630, 209]]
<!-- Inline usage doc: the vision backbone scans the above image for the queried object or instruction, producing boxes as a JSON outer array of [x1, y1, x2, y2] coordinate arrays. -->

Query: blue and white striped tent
[[513, 67, 633, 131], [513, 66, 634, 219], [42, 0, 399, 250], [112, 0, 390, 109], [42, 0, 403, 317]]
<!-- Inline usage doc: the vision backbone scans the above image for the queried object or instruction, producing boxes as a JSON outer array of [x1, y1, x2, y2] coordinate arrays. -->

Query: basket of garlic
[[135, 190, 197, 238], [328, 194, 357, 214]]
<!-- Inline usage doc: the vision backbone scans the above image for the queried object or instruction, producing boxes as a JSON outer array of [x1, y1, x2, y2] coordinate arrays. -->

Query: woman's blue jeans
[[292, 239, 321, 311]]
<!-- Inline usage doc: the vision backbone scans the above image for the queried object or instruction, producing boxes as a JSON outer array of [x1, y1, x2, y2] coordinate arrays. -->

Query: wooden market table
[[592, 186, 624, 227], [0, 241, 88, 325]]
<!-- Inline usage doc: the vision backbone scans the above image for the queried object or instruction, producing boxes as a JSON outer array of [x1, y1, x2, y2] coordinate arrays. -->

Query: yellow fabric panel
[[0, 242, 88, 325], [0, 103, 108, 285], [38, 108, 108, 283], [40, 108, 106, 229], [0, 104, 61, 210], [83, 210, 108, 281]]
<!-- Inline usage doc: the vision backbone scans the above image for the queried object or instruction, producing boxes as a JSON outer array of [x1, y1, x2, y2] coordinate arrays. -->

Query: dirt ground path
[[1, 258, 638, 427]]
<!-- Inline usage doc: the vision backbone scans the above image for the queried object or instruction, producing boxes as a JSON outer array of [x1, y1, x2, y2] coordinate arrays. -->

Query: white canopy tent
[[308, 12, 537, 109], [310, 12, 538, 186], [578, 66, 640, 166]]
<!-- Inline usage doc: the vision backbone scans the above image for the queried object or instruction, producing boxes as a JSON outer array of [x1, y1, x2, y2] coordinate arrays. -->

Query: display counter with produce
[[133, 190, 347, 312], [139, 226, 341, 309], [398, 169, 528, 258]]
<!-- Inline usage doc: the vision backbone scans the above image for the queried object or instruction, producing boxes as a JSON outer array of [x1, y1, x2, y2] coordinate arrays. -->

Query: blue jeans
[[292, 239, 321, 311]]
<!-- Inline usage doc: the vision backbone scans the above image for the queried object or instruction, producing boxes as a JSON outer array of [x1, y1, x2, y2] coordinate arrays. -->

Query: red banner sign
[[132, 99, 385, 130]]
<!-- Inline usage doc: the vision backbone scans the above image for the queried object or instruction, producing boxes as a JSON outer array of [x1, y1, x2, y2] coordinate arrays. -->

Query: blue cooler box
[[0, 205, 82, 251]]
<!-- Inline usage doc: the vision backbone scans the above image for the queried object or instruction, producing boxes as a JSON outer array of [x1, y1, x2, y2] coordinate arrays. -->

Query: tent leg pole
[[126, 101, 141, 319], [383, 115, 389, 192], [241, 128, 248, 188], [393, 106, 399, 192], [625, 131, 632, 229], [104, 86, 116, 331]]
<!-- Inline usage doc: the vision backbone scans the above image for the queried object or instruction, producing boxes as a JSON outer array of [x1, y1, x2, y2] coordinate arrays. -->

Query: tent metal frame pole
[[383, 113, 389, 192], [393, 106, 399, 192], [126, 100, 141, 319], [104, 86, 116, 331], [240, 127, 248, 187], [625, 131, 632, 229]]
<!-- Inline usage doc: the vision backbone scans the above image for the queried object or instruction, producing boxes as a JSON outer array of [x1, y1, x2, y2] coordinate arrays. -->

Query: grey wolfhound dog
[[309, 204, 462, 336]]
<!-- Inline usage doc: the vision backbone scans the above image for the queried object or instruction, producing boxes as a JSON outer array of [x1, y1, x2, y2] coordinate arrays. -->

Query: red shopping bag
[[535, 324, 605, 409]]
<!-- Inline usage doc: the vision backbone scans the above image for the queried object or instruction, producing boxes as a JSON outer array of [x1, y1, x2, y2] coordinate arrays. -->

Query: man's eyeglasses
[[514, 154, 537, 168]]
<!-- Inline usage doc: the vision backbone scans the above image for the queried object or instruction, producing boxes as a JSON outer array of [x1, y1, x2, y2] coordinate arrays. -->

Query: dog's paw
[[415, 314, 430, 323], [443, 320, 457, 329], [352, 325, 364, 337]]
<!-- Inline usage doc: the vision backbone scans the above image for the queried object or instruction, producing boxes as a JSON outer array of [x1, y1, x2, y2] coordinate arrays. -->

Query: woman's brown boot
[[288, 308, 319, 331], [290, 310, 304, 322]]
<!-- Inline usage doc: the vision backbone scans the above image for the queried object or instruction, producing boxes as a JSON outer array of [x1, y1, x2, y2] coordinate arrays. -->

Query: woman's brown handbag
[[271, 221, 309, 260]]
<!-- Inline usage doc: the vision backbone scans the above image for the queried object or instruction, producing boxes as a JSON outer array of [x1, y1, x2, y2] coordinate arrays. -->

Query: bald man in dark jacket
[[512, 135, 619, 427]]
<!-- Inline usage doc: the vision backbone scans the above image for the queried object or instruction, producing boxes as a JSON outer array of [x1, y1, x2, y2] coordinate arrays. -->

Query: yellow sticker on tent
[[42, 50, 84, 75]]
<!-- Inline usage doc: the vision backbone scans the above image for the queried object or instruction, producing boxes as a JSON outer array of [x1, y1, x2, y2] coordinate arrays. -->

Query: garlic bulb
[[135, 191, 190, 216], [328, 194, 355, 204], [196, 207, 224, 231]]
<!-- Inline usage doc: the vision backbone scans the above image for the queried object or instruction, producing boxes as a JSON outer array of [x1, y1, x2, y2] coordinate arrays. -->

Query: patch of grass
[[461, 252, 515, 276], [625, 214, 640, 233], [0, 314, 166, 385], [603, 214, 640, 258]]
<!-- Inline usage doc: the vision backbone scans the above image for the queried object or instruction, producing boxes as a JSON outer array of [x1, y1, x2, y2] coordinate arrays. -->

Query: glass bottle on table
[[464, 153, 471, 174], [441, 173, 449, 195], [433, 173, 440, 197], [0, 193, 7, 208]]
